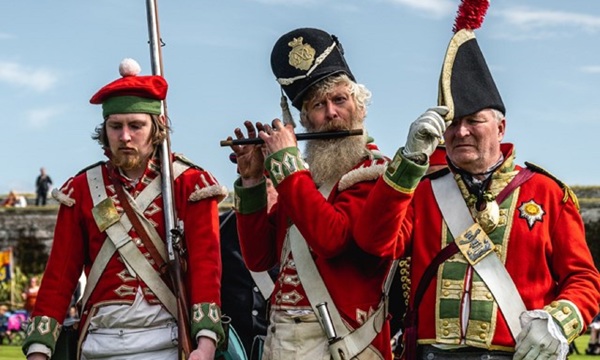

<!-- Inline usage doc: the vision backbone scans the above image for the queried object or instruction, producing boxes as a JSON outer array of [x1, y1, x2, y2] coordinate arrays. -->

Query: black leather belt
[[417, 345, 513, 360]]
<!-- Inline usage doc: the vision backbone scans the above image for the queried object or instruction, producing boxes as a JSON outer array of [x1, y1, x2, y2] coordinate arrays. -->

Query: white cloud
[[0, 61, 58, 92], [580, 66, 600, 74], [384, 0, 455, 18], [25, 106, 66, 130], [498, 7, 600, 33]]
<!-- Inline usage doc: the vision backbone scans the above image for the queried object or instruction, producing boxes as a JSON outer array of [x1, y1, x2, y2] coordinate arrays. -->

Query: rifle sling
[[109, 173, 169, 278]]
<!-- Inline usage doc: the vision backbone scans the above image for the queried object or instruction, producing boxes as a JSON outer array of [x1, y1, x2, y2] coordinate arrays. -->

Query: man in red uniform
[[23, 58, 227, 360], [229, 28, 393, 359], [355, 4, 600, 360]]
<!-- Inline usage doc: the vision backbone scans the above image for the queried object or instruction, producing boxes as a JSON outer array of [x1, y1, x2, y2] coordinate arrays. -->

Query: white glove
[[402, 106, 449, 162], [514, 318, 564, 360]]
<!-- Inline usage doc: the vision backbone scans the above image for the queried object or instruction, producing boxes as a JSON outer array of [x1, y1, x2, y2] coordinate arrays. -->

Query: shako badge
[[518, 199, 545, 229], [288, 37, 315, 71]]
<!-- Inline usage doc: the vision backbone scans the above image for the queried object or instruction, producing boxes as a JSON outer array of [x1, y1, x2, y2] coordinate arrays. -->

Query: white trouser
[[262, 310, 329, 360], [81, 286, 178, 359], [81, 324, 178, 360]]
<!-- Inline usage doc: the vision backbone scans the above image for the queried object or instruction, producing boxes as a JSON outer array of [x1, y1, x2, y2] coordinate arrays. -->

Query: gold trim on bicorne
[[438, 29, 475, 121]]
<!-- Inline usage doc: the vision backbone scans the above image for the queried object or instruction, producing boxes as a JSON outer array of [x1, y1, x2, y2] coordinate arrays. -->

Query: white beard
[[304, 128, 366, 187]]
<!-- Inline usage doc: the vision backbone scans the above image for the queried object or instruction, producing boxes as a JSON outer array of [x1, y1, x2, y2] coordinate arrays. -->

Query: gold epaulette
[[525, 162, 580, 210], [174, 153, 204, 171]]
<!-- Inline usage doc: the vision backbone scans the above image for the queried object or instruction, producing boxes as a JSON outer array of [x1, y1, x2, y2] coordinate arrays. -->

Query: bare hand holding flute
[[221, 120, 363, 147], [227, 119, 364, 187]]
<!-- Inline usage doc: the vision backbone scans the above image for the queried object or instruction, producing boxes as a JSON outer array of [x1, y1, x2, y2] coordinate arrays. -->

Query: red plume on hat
[[452, 0, 490, 33], [437, 0, 504, 120]]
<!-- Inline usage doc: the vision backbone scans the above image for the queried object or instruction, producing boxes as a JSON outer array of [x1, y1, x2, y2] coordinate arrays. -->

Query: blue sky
[[1, 0, 599, 195]]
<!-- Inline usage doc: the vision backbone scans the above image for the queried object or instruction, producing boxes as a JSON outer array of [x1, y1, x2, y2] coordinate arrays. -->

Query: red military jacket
[[355, 143, 600, 351], [26, 153, 227, 352], [235, 143, 394, 359]]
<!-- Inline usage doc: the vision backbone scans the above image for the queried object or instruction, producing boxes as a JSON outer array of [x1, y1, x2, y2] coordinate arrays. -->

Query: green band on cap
[[102, 96, 162, 117]]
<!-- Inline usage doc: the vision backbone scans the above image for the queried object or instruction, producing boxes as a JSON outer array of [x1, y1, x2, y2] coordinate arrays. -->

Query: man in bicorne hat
[[354, 3, 600, 360], [23, 58, 227, 360], [229, 28, 394, 359]]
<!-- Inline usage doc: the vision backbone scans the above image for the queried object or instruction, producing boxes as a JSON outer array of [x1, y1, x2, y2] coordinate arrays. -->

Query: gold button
[[562, 307, 571, 314], [443, 320, 449, 326], [480, 332, 486, 339], [443, 330, 449, 336], [550, 301, 559, 308], [444, 280, 451, 287], [573, 321, 579, 328], [486, 293, 493, 299], [481, 323, 488, 329], [443, 290, 450, 296]]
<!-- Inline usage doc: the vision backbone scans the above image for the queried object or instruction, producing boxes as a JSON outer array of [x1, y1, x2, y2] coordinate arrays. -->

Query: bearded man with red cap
[[22, 58, 227, 360], [355, 1, 600, 359]]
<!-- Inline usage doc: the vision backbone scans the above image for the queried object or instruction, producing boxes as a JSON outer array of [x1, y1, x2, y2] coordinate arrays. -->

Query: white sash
[[431, 172, 526, 340]]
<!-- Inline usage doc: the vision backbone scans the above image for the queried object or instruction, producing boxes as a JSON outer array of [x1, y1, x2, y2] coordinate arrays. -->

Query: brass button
[[562, 307, 571, 314], [486, 293, 493, 300], [480, 332, 486, 339], [550, 301, 559, 308], [444, 280, 451, 287], [443, 330, 449, 336], [443, 320, 449, 326], [481, 323, 488, 330], [443, 290, 450, 296]]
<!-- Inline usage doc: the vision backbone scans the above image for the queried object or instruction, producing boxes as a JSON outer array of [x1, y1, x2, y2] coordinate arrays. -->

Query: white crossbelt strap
[[289, 225, 390, 359], [249, 270, 275, 301], [219, 210, 275, 300], [81, 162, 188, 316], [431, 172, 526, 340]]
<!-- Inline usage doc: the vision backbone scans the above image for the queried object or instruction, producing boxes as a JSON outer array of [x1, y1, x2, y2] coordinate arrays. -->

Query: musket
[[220, 129, 364, 147], [144, 1, 193, 358]]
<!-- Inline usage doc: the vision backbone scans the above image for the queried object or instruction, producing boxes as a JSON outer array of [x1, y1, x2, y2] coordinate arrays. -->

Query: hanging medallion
[[472, 200, 500, 233]]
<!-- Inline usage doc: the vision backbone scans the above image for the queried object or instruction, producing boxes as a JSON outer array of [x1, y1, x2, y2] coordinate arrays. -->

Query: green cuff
[[22, 316, 62, 356], [265, 147, 309, 187], [543, 300, 583, 343], [234, 178, 267, 214], [383, 147, 427, 193], [191, 302, 226, 350]]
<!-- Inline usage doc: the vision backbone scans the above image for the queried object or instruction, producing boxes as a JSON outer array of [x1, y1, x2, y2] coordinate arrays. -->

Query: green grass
[[0, 334, 594, 359], [0, 345, 24, 360], [572, 333, 594, 359]]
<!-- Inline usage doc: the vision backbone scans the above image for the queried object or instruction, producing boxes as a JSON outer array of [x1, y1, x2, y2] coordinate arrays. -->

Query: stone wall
[[1, 187, 599, 268]]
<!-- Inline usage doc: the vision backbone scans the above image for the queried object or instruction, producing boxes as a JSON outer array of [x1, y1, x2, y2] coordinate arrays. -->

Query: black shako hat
[[271, 28, 355, 110], [438, 0, 505, 121]]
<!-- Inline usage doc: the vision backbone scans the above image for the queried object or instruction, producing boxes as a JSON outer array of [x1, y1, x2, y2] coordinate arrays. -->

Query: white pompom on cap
[[119, 58, 141, 77]]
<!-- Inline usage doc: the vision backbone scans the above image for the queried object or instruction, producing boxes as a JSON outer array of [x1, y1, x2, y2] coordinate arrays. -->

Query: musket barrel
[[220, 128, 363, 147]]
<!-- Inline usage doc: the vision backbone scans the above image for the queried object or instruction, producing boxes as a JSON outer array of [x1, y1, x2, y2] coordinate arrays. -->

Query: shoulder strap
[[110, 175, 168, 277], [220, 210, 275, 300], [403, 169, 534, 359], [289, 225, 388, 360], [80, 162, 190, 316]]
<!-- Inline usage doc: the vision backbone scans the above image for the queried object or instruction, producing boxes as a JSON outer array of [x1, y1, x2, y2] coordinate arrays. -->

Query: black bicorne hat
[[438, 0, 505, 120], [271, 28, 355, 110]]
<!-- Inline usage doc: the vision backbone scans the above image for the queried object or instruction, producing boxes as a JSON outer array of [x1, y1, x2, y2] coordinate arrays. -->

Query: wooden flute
[[220, 128, 363, 147]]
